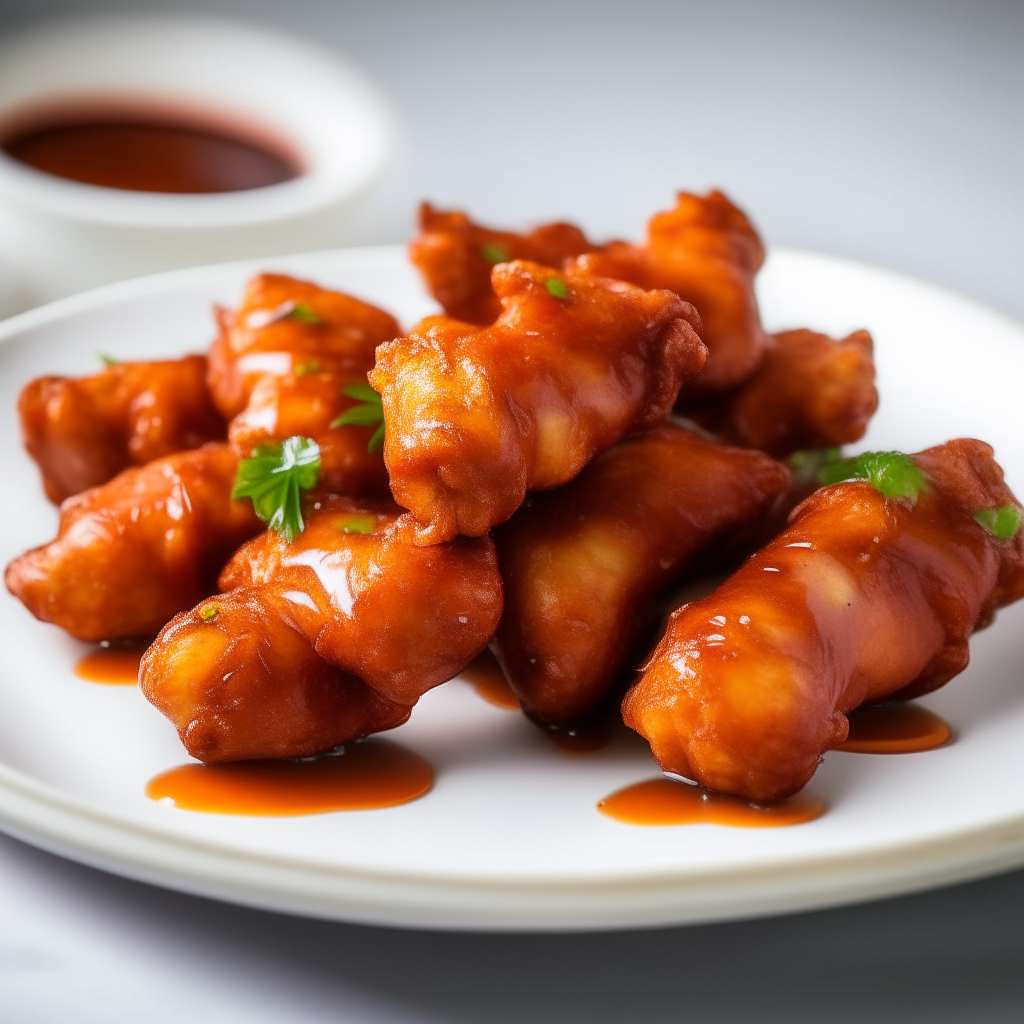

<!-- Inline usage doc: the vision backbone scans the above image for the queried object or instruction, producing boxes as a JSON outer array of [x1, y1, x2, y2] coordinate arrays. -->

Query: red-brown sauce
[[3, 116, 299, 194], [74, 642, 148, 684], [145, 740, 433, 816], [597, 777, 825, 827], [836, 703, 952, 754], [461, 650, 520, 710]]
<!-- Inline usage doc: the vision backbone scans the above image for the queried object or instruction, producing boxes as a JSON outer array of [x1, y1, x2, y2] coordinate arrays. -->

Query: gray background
[[1, 0, 1023, 1020]]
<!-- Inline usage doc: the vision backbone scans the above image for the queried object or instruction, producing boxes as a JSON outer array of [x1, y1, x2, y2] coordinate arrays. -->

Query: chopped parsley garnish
[[974, 505, 1022, 540], [232, 436, 321, 542], [480, 242, 510, 264], [336, 514, 377, 535], [98, 353, 119, 366], [199, 604, 219, 622], [287, 304, 323, 325], [786, 447, 843, 482], [819, 450, 929, 501], [294, 359, 321, 376], [330, 383, 385, 453], [545, 277, 570, 300]]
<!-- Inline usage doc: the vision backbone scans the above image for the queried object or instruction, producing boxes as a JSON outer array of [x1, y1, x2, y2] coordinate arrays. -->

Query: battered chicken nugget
[[575, 190, 768, 397], [208, 274, 400, 495], [681, 329, 878, 458], [141, 496, 503, 760], [18, 354, 225, 504], [141, 593, 410, 762], [623, 440, 1024, 802], [492, 423, 790, 728], [207, 273, 399, 418], [409, 202, 600, 324], [5, 444, 261, 642], [370, 260, 706, 544]]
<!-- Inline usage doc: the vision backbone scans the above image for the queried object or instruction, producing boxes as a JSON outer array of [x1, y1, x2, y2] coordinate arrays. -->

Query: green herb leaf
[[786, 447, 843, 482], [545, 277, 570, 300], [330, 383, 386, 452], [974, 505, 1023, 540], [368, 422, 385, 452], [98, 353, 119, 367], [341, 382, 382, 405], [294, 359, 321, 376], [337, 514, 377, 535], [232, 436, 321, 542], [287, 304, 324, 325], [480, 242, 510, 264], [199, 604, 219, 621], [819, 450, 929, 501]]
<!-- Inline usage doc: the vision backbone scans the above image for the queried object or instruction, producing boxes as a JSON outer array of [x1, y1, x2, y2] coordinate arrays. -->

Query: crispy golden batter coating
[[623, 439, 1024, 802], [492, 423, 790, 727], [682, 329, 878, 458], [5, 443, 262, 642], [574, 190, 768, 398], [370, 260, 706, 544], [18, 355, 225, 504], [409, 203, 600, 324], [140, 594, 410, 762], [141, 496, 503, 760], [209, 274, 399, 495]]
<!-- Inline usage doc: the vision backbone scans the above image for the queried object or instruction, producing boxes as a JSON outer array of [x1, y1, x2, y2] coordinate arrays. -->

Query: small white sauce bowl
[[0, 14, 396, 312]]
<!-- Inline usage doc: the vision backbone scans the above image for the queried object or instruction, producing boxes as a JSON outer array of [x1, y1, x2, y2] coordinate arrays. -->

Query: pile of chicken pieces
[[7, 190, 1024, 803]]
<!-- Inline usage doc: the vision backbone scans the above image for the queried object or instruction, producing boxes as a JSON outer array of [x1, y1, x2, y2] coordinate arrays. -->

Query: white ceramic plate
[[0, 246, 1023, 933]]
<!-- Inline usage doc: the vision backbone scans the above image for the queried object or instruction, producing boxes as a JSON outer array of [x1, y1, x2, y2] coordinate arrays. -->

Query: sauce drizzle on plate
[[145, 740, 433, 816], [836, 703, 952, 754], [74, 643, 147, 684], [597, 777, 825, 827]]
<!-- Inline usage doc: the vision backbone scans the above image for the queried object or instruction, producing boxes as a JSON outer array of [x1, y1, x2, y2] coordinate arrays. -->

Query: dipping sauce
[[598, 777, 825, 827], [3, 115, 299, 193], [145, 739, 433, 816], [74, 642, 148, 684], [462, 650, 520, 710], [836, 702, 952, 754]]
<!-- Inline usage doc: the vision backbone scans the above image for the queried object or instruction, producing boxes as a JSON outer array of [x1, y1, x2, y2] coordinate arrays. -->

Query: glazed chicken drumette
[[141, 496, 504, 761], [370, 259, 706, 544], [623, 439, 1024, 803]]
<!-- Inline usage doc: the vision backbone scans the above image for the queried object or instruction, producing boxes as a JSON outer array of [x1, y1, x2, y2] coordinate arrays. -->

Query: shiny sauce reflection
[[146, 740, 433, 816], [74, 642, 148, 684], [836, 703, 952, 754], [598, 777, 825, 827]]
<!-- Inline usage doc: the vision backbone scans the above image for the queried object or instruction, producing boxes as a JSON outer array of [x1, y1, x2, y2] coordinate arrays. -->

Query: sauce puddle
[[836, 703, 952, 754], [74, 642, 148, 684], [461, 651, 520, 710], [145, 740, 433, 816], [598, 778, 825, 827]]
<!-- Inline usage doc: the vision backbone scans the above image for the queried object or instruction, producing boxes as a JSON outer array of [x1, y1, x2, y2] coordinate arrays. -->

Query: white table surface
[[0, 0, 1022, 1020]]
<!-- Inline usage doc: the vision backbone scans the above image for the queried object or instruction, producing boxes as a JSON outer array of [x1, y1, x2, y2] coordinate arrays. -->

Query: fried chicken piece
[[5, 444, 262, 642], [369, 260, 706, 544], [409, 202, 600, 324], [209, 274, 399, 496], [140, 594, 410, 762], [141, 496, 503, 760], [18, 355, 225, 504], [623, 439, 1024, 802], [491, 423, 790, 727], [208, 273, 399, 418], [574, 190, 769, 398], [681, 328, 878, 458]]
